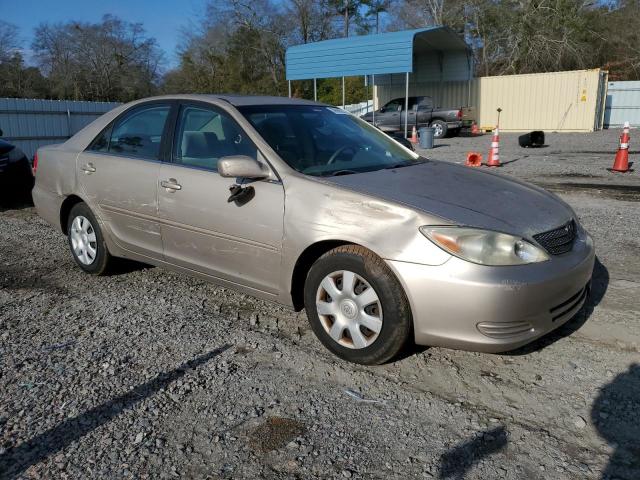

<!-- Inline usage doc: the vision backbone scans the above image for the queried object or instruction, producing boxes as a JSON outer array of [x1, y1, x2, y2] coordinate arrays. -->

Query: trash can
[[419, 127, 435, 149]]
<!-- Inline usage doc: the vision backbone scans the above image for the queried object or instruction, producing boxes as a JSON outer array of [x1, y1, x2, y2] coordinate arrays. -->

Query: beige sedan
[[33, 95, 594, 364]]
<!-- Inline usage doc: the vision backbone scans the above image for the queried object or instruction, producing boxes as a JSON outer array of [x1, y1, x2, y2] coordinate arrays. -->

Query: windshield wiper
[[385, 162, 412, 169], [328, 169, 358, 176], [385, 159, 427, 170]]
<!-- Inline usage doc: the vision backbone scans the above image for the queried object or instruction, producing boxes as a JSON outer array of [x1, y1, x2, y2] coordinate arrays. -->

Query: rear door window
[[107, 105, 170, 159]]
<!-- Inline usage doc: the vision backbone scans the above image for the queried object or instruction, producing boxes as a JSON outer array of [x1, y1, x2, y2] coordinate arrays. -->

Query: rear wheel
[[430, 120, 448, 138], [67, 202, 112, 275], [304, 245, 412, 365]]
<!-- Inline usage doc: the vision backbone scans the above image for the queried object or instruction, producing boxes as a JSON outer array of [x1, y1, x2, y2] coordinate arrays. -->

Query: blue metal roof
[[285, 27, 470, 81]]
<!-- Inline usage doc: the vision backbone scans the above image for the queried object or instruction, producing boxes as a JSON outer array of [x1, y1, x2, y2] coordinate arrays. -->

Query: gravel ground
[[1, 130, 639, 480]]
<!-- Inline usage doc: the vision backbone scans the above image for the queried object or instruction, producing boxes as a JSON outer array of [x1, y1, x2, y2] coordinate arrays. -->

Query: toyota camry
[[32, 95, 595, 364]]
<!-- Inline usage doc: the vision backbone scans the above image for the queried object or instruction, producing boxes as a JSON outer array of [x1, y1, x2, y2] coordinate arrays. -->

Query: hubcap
[[70, 215, 97, 265], [315, 270, 383, 349], [433, 124, 443, 136]]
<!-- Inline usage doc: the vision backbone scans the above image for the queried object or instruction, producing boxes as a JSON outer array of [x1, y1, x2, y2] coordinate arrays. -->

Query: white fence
[[342, 100, 374, 117]]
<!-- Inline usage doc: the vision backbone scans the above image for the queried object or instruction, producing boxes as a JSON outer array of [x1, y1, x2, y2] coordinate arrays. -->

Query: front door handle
[[160, 178, 182, 191], [81, 163, 96, 174]]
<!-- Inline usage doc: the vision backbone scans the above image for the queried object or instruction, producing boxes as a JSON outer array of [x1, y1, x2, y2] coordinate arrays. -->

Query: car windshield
[[238, 105, 423, 176]]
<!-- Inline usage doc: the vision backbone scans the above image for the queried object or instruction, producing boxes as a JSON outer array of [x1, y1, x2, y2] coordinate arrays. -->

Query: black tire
[[430, 119, 448, 138], [66, 202, 112, 275], [304, 245, 412, 365]]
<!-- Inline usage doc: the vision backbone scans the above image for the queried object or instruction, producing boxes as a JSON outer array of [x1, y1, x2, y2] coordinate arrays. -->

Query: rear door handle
[[160, 178, 182, 191], [81, 163, 96, 174]]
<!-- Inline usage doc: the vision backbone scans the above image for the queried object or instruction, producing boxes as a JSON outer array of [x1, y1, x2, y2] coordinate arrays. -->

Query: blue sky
[[1, 0, 208, 68]]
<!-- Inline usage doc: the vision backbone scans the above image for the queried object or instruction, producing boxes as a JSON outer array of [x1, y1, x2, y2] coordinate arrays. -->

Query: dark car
[[0, 129, 34, 204], [361, 96, 474, 138], [386, 131, 414, 150]]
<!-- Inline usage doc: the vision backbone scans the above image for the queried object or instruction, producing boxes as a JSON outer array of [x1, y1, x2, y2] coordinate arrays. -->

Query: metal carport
[[285, 26, 473, 138]]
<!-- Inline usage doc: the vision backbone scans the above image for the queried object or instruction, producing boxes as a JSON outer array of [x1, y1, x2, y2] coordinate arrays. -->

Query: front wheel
[[430, 120, 448, 138], [304, 245, 412, 365], [67, 202, 113, 275]]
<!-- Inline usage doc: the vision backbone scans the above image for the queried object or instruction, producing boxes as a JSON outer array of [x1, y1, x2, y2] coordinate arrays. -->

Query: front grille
[[533, 220, 576, 255], [549, 284, 589, 321]]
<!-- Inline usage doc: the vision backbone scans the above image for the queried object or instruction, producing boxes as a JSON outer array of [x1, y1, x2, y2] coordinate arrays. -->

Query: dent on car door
[[77, 103, 172, 257], [157, 103, 284, 294]]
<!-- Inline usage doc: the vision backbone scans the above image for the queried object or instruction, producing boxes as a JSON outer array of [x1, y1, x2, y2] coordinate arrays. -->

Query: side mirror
[[218, 155, 268, 179]]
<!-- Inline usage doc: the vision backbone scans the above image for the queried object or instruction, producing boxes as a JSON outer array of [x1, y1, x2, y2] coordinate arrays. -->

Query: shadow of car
[[0, 129, 34, 205]]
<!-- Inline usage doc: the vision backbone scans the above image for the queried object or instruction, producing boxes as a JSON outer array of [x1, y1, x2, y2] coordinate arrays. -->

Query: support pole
[[288, 80, 291, 98], [342, 76, 345, 109], [372, 74, 375, 126], [313, 78, 317, 102], [404, 72, 409, 139], [66, 108, 72, 138]]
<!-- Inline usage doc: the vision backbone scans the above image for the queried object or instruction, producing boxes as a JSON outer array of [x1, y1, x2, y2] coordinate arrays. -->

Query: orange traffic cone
[[465, 152, 482, 167], [410, 126, 418, 143], [471, 122, 480, 136], [486, 127, 501, 167], [609, 121, 631, 173]]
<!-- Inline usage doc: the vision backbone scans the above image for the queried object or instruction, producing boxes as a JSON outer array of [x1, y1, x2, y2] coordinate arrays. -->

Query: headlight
[[420, 226, 550, 266]]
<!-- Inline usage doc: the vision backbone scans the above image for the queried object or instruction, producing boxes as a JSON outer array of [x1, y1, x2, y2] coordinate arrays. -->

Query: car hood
[[322, 160, 574, 239]]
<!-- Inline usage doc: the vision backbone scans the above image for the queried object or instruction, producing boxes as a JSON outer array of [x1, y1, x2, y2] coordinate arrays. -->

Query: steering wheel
[[327, 144, 357, 165]]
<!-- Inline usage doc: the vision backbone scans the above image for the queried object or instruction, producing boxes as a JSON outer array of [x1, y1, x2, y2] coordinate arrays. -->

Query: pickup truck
[[360, 96, 473, 138]]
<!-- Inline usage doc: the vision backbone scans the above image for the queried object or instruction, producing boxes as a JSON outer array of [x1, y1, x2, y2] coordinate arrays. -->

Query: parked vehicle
[[361, 96, 473, 138], [386, 131, 414, 150], [0, 129, 34, 204], [33, 95, 594, 365]]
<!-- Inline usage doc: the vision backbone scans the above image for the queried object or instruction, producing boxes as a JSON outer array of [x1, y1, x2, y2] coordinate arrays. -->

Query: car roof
[[211, 94, 324, 107], [144, 94, 324, 107]]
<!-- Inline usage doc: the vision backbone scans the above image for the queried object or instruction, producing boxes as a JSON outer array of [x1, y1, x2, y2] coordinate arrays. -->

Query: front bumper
[[386, 231, 595, 353]]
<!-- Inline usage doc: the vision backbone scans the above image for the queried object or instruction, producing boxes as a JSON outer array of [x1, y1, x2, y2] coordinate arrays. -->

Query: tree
[[596, 0, 640, 79], [165, 0, 289, 95], [0, 21, 21, 62], [468, 0, 604, 76], [329, 0, 366, 36], [32, 15, 164, 101], [0, 53, 50, 98], [286, 0, 336, 43], [363, 0, 394, 33], [0, 22, 50, 98], [390, 0, 614, 77]]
